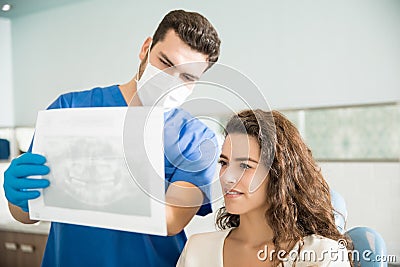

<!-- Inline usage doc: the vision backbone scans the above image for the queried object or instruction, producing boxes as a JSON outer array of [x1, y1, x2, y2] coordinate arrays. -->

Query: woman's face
[[218, 133, 270, 215]]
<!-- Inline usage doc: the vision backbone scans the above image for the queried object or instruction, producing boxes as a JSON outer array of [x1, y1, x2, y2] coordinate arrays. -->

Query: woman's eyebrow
[[219, 154, 259, 164], [234, 157, 259, 163], [219, 154, 229, 160]]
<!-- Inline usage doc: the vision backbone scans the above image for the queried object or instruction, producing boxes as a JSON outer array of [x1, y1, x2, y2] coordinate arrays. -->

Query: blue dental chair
[[330, 189, 348, 234], [0, 139, 10, 160], [330, 189, 388, 267], [346, 227, 388, 267]]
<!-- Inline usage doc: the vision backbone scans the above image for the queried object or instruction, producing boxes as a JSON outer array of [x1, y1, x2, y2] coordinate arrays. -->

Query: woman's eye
[[239, 163, 251, 169], [218, 160, 227, 166]]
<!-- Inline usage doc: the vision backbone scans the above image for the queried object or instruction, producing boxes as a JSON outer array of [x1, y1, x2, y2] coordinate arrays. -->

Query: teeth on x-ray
[[45, 137, 133, 207]]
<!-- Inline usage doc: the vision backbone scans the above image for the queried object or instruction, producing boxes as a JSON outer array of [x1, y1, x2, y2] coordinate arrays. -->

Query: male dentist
[[3, 9, 221, 267]]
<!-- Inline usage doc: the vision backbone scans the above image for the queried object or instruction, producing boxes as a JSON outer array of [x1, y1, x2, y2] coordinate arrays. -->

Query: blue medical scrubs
[[39, 85, 218, 267]]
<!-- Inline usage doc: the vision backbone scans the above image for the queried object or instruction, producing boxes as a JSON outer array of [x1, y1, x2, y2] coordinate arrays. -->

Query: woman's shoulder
[[187, 228, 232, 246], [288, 234, 351, 266], [302, 234, 345, 251], [176, 229, 232, 267]]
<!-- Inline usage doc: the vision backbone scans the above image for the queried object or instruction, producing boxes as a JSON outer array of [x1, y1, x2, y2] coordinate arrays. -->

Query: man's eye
[[182, 74, 196, 82], [160, 58, 171, 67], [239, 163, 251, 169]]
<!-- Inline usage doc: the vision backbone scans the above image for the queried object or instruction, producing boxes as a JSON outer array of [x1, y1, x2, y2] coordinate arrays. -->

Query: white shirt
[[177, 229, 351, 267]]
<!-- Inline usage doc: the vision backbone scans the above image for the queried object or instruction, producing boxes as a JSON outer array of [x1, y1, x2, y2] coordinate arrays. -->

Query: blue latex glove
[[3, 153, 50, 212]]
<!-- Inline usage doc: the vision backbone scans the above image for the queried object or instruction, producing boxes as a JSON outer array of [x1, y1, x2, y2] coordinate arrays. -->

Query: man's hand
[[3, 153, 50, 213]]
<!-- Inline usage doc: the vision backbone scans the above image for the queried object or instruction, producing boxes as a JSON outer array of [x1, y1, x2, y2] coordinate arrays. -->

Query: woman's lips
[[224, 189, 244, 198]]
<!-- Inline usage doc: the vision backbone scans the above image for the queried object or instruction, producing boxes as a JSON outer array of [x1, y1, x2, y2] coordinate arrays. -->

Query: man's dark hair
[[152, 9, 221, 69]]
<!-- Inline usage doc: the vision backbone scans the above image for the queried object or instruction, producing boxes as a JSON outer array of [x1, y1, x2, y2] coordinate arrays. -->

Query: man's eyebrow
[[159, 52, 200, 81], [159, 52, 175, 67]]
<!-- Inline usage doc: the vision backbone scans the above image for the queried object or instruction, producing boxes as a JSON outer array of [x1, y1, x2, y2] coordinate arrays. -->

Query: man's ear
[[139, 37, 153, 61]]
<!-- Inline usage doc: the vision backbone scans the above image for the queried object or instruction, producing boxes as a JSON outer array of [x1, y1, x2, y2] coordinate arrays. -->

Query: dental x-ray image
[[29, 107, 166, 235], [42, 136, 149, 216]]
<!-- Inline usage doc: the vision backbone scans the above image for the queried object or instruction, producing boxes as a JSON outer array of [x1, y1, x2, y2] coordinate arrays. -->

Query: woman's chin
[[225, 205, 243, 215]]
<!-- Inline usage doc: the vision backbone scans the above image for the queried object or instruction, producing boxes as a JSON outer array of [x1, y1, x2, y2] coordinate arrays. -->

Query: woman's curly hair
[[216, 109, 352, 265]]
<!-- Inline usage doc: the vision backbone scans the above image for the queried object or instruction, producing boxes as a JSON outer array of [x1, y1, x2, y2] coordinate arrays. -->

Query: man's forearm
[[165, 181, 204, 236]]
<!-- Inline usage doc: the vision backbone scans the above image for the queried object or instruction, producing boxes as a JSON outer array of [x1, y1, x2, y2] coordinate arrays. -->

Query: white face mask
[[136, 46, 193, 110]]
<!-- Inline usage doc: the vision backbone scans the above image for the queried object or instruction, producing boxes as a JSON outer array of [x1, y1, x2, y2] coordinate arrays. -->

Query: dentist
[[3, 9, 221, 267]]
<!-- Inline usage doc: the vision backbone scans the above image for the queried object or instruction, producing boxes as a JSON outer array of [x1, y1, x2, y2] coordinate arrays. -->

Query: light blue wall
[[0, 17, 14, 127], [10, 0, 400, 125], [4, 0, 400, 262]]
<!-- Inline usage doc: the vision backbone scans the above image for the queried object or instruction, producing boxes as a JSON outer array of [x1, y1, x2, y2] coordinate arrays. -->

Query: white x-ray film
[[29, 107, 166, 236]]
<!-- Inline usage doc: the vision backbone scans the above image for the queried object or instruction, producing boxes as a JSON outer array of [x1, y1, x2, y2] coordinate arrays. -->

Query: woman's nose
[[220, 167, 239, 185]]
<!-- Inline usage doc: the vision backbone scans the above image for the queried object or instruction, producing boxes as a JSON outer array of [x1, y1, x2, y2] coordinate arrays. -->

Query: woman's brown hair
[[216, 109, 352, 265]]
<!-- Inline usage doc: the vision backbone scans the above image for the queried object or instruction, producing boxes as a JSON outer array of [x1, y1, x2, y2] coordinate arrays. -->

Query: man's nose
[[163, 67, 180, 78]]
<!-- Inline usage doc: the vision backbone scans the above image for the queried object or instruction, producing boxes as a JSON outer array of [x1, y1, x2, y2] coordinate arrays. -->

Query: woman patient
[[177, 109, 351, 267]]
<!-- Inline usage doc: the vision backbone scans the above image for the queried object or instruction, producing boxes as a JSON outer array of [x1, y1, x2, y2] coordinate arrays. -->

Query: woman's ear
[[139, 37, 153, 61]]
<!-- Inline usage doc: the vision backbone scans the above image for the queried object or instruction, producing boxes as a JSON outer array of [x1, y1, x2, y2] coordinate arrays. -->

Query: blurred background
[[0, 0, 399, 266]]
